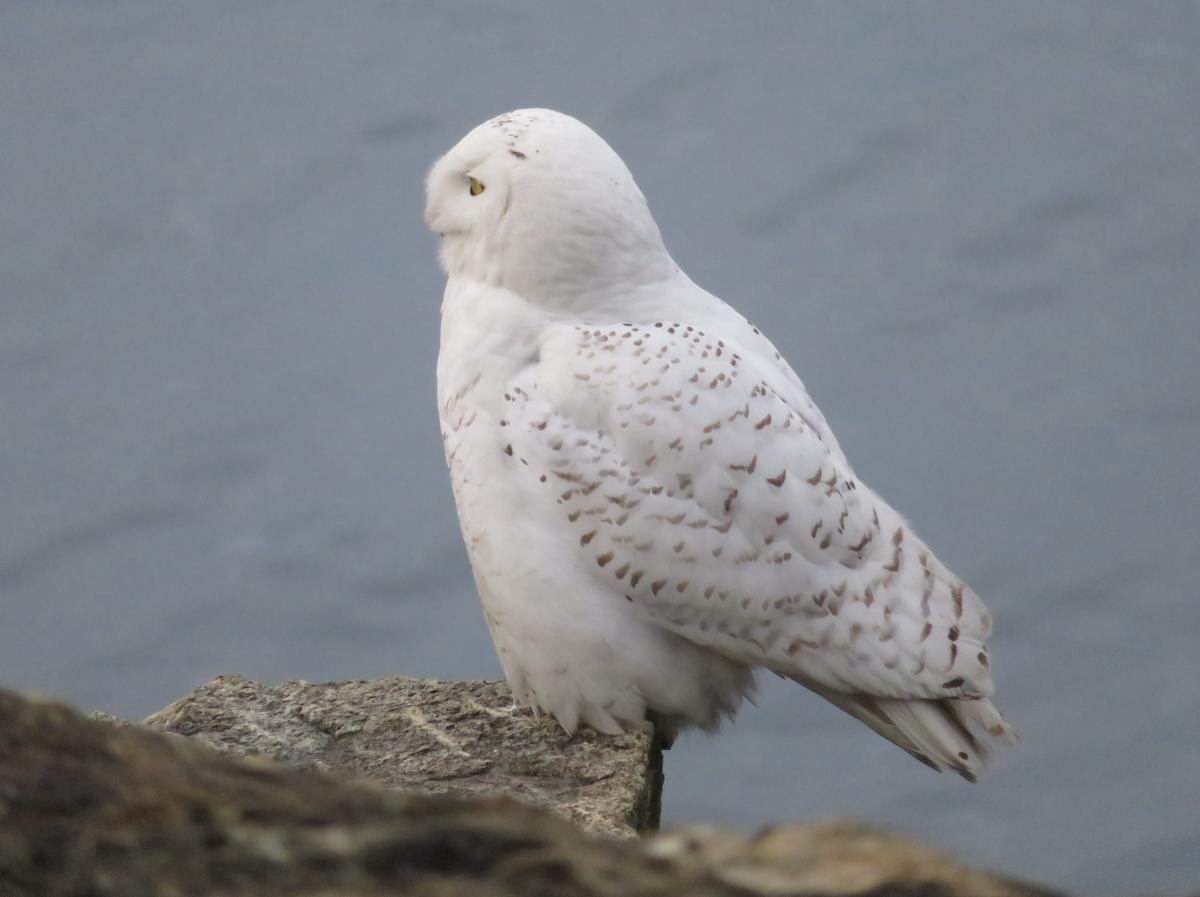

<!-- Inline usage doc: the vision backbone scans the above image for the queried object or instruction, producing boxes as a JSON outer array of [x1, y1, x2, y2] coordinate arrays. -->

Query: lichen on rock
[[141, 674, 662, 838]]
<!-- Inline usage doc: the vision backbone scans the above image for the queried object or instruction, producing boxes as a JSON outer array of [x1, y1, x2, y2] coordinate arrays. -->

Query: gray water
[[2, 3, 1198, 893]]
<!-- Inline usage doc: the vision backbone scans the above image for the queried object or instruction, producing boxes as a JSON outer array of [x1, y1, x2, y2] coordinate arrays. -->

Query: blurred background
[[2, 3, 1198, 893]]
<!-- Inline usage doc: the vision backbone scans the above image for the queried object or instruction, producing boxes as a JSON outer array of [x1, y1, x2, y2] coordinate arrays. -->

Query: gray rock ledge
[[140, 674, 662, 839], [2, 684, 1071, 897]]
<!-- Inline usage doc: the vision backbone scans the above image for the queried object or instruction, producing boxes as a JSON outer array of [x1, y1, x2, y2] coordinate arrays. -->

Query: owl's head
[[425, 109, 676, 310]]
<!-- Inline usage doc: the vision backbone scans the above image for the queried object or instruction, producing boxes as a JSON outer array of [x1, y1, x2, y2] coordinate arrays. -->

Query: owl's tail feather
[[792, 676, 1019, 781], [950, 695, 1021, 747]]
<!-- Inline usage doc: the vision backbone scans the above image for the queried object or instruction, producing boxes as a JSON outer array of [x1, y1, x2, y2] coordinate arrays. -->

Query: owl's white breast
[[436, 275, 757, 736]]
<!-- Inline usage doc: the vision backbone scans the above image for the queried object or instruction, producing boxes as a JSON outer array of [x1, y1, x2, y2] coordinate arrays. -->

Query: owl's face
[[424, 118, 518, 244], [425, 109, 675, 312]]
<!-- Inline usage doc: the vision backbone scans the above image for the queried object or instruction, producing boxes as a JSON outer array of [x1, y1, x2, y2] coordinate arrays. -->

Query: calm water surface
[[2, 4, 1199, 894]]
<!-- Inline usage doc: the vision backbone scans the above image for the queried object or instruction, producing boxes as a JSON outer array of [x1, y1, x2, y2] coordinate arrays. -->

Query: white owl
[[426, 109, 1018, 780]]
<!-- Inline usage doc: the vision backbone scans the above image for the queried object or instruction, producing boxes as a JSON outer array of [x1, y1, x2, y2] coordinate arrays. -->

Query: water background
[[2, 4, 1199, 893]]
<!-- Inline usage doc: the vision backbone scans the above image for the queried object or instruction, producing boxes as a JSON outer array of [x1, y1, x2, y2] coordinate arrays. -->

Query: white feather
[[428, 109, 1017, 776]]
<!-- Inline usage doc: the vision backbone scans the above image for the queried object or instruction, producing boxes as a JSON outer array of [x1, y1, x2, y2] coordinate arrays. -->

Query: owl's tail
[[795, 677, 1020, 781]]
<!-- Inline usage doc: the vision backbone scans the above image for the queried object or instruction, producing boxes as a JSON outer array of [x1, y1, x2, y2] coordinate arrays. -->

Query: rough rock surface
[[0, 686, 1066, 897], [647, 821, 1064, 897], [140, 674, 661, 838]]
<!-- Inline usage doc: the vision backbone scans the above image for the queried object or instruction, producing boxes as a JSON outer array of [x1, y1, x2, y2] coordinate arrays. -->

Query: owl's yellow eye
[[469, 177, 485, 196]]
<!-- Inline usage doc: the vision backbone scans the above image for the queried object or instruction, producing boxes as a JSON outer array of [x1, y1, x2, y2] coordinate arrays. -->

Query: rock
[[140, 674, 661, 838], [646, 820, 1062, 897], [0, 686, 673, 896], [0, 686, 1068, 897]]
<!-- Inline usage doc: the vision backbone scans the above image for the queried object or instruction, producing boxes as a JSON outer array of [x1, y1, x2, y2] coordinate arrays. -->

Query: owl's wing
[[507, 319, 998, 708]]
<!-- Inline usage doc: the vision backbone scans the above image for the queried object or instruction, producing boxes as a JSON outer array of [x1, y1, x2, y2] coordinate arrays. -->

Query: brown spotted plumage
[[428, 109, 1018, 780]]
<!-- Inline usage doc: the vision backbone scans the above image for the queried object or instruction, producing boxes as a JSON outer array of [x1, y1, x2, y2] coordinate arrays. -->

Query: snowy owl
[[426, 109, 1018, 780]]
